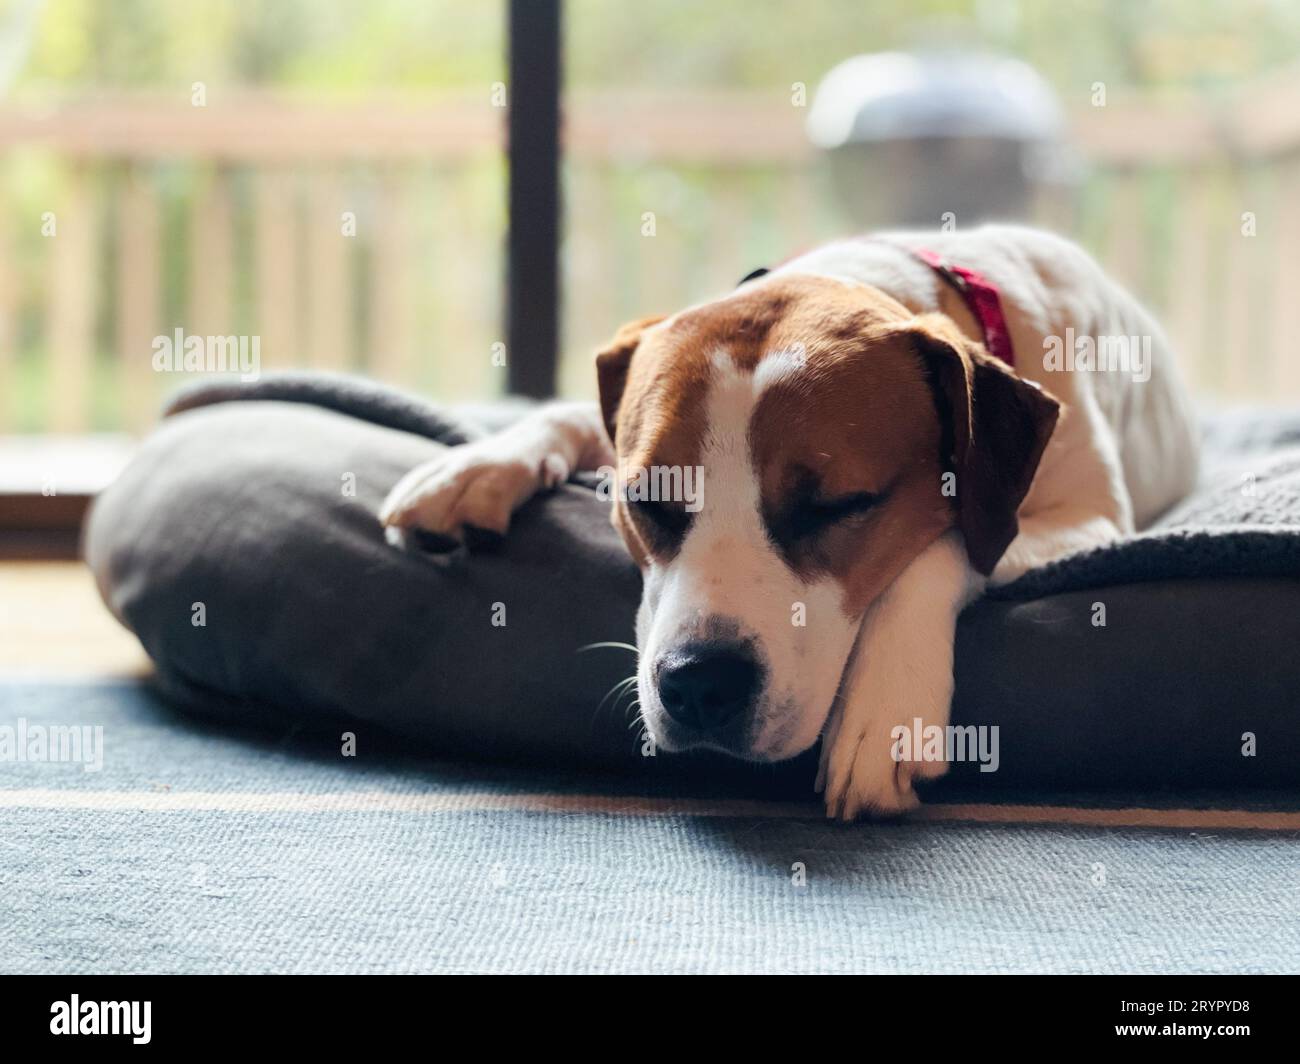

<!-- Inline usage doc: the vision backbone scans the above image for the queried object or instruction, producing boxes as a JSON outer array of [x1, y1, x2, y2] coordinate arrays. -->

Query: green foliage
[[8, 0, 1300, 97], [12, 0, 504, 93]]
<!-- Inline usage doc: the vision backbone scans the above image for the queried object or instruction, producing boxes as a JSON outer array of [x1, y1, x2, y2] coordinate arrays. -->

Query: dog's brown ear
[[595, 316, 665, 444], [911, 313, 1060, 576]]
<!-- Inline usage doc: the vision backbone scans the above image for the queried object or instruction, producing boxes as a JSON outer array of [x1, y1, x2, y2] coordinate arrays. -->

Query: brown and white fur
[[380, 225, 1200, 819]]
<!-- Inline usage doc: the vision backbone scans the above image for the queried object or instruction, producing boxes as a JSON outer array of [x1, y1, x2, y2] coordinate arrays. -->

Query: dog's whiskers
[[583, 641, 644, 733], [590, 674, 640, 732], [596, 675, 638, 712], [577, 641, 639, 655]]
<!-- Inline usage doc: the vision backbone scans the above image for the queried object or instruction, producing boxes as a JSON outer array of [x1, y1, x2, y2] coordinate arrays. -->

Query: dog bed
[[84, 373, 1300, 791]]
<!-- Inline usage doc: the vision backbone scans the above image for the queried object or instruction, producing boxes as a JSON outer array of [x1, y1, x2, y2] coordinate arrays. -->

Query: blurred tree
[[4, 0, 1297, 98]]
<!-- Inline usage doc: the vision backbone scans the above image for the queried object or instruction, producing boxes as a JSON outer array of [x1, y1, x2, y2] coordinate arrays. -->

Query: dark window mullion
[[506, 0, 562, 398]]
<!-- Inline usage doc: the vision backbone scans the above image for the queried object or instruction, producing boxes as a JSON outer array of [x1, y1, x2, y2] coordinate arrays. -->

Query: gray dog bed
[[84, 373, 1300, 791]]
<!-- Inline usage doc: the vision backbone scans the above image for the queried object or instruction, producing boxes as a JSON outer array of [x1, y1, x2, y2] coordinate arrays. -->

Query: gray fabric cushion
[[84, 379, 1300, 791]]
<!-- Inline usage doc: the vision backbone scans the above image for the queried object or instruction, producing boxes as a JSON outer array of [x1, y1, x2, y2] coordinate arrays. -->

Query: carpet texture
[[4, 679, 1298, 974]]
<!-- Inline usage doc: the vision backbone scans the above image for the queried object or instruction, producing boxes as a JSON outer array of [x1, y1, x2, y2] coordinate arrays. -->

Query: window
[[0, 0, 507, 441], [560, 0, 1300, 402]]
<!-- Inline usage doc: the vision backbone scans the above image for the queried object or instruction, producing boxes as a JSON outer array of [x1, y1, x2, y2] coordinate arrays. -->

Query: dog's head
[[597, 273, 1058, 761]]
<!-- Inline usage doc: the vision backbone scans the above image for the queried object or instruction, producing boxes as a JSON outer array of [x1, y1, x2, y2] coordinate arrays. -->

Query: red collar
[[907, 247, 1015, 367]]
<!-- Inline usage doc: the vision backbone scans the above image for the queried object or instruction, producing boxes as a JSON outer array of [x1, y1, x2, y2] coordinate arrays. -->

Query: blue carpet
[[3, 679, 1299, 974]]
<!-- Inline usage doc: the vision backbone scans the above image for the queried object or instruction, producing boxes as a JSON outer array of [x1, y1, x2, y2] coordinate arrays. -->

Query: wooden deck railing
[[2, 85, 1299, 434]]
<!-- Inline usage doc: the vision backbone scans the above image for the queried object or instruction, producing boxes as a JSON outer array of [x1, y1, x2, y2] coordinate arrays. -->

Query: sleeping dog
[[380, 225, 1200, 819]]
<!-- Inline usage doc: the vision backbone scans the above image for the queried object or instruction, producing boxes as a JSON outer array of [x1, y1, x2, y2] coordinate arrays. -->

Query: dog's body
[[381, 225, 1200, 818]]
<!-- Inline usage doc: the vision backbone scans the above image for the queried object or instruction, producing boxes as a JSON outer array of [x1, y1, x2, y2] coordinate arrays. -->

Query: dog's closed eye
[[631, 498, 692, 538], [786, 492, 881, 539]]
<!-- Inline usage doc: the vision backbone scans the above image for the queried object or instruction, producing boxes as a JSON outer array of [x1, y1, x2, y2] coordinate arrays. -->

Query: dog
[[379, 225, 1200, 819]]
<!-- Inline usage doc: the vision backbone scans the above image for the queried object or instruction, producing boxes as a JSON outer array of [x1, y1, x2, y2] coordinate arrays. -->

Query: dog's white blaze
[[637, 350, 861, 760], [752, 347, 807, 393]]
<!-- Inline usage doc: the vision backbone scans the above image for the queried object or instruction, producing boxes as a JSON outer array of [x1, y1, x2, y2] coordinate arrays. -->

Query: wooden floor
[[0, 561, 150, 676]]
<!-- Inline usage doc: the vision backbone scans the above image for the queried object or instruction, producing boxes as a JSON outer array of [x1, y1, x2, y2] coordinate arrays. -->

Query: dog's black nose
[[658, 646, 759, 732]]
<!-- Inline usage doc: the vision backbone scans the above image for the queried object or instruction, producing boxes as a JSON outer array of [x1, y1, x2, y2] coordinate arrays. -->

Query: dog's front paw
[[812, 628, 955, 823], [813, 532, 969, 821], [379, 442, 570, 540], [816, 711, 932, 822]]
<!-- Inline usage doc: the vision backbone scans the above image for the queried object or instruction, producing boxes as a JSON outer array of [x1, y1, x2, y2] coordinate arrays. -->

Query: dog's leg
[[818, 532, 982, 820], [380, 400, 613, 540], [818, 510, 1120, 819], [989, 510, 1123, 585]]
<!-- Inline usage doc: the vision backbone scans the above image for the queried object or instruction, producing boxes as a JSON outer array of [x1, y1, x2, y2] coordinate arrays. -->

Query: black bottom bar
[[0, 974, 1289, 1049]]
